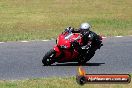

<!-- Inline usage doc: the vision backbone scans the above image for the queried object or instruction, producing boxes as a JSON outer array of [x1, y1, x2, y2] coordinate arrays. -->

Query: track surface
[[0, 36, 132, 80]]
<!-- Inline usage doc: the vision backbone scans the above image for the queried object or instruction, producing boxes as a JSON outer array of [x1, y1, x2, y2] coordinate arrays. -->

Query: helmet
[[80, 22, 91, 31]]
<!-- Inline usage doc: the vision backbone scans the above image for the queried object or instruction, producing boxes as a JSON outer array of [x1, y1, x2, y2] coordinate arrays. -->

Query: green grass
[[0, 0, 132, 41], [0, 77, 131, 88]]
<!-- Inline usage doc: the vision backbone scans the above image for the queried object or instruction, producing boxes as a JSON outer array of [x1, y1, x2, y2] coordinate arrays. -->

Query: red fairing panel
[[53, 45, 61, 57]]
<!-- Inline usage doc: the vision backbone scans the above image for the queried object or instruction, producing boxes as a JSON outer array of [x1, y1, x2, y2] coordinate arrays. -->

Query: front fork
[[53, 45, 62, 58]]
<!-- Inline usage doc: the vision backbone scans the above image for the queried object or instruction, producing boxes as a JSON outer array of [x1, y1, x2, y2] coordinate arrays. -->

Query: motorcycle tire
[[78, 56, 87, 65], [42, 49, 56, 66], [86, 51, 95, 61], [78, 51, 95, 65]]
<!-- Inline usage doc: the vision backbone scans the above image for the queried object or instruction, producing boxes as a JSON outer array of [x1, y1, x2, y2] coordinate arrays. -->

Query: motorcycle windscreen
[[65, 33, 81, 40]]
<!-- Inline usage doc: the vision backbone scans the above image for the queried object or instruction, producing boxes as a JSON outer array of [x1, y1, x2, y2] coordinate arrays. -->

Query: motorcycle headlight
[[60, 45, 67, 49]]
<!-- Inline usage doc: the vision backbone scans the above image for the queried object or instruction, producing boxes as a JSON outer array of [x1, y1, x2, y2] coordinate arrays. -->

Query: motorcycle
[[42, 31, 103, 66]]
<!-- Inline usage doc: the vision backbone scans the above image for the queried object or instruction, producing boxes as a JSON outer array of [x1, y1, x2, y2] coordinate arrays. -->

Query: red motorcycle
[[42, 31, 103, 66]]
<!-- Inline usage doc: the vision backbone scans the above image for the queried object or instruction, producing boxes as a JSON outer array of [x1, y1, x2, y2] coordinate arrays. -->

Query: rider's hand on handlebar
[[65, 27, 74, 33]]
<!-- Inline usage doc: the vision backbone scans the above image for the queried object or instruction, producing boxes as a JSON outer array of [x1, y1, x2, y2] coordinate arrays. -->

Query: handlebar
[[74, 35, 81, 41]]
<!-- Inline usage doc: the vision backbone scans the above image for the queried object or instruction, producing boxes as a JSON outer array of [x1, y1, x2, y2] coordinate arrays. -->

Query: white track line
[[20, 41, 29, 42], [42, 40, 49, 41], [102, 37, 107, 39], [0, 42, 4, 44], [0, 35, 132, 44], [115, 36, 123, 37]]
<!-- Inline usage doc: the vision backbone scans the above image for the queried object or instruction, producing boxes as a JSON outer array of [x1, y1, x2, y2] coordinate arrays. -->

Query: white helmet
[[80, 22, 91, 30]]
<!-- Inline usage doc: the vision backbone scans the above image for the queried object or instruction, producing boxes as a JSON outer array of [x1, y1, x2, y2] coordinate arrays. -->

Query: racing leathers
[[65, 27, 103, 59]]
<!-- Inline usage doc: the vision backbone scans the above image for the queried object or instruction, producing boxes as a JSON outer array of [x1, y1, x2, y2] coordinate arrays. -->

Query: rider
[[65, 22, 103, 59]]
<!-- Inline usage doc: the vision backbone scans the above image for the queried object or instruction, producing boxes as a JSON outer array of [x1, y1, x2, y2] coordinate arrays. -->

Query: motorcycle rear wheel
[[42, 49, 56, 66], [78, 51, 95, 65]]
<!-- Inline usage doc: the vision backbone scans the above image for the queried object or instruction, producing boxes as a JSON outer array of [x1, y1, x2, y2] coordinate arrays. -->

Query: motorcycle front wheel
[[42, 49, 56, 66]]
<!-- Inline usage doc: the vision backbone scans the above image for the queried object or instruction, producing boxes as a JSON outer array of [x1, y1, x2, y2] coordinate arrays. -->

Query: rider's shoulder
[[89, 31, 99, 39], [89, 31, 97, 35]]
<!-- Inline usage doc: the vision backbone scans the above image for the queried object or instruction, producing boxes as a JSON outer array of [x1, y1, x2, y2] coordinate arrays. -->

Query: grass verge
[[0, 0, 132, 41], [0, 76, 131, 88]]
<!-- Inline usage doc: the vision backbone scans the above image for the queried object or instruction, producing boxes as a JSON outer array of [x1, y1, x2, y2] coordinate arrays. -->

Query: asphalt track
[[0, 36, 132, 80]]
